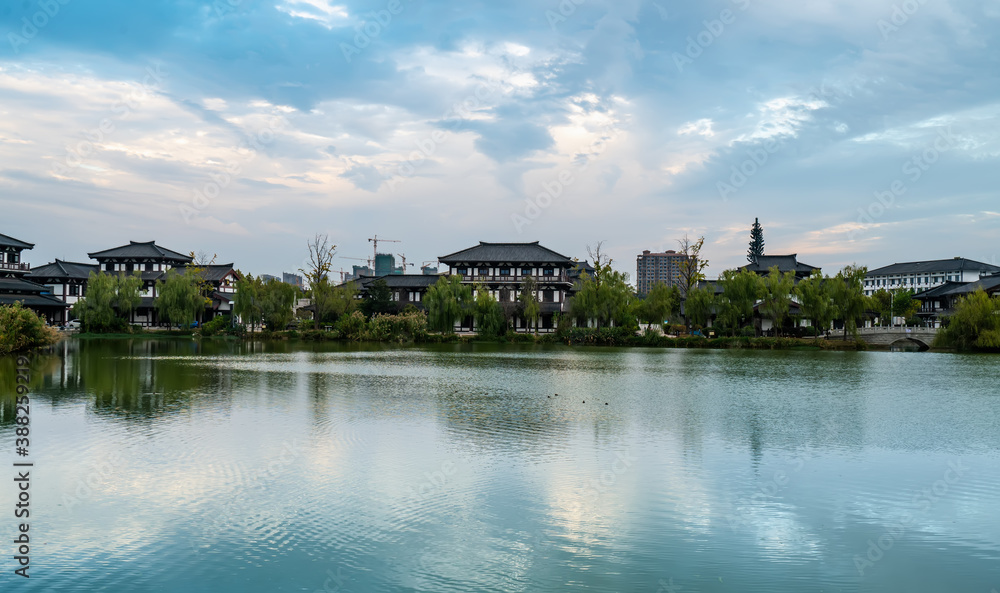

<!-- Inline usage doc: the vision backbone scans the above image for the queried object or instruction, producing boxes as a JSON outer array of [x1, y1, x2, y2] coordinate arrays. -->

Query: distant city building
[[261, 274, 280, 282], [636, 250, 687, 296], [864, 258, 1000, 296], [344, 265, 374, 282], [421, 265, 439, 275], [282, 272, 303, 287]]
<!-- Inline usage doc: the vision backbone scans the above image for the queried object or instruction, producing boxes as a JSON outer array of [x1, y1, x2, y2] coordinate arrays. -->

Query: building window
[[500, 268, 511, 276], [106, 263, 114, 272], [543, 268, 554, 276], [146, 263, 154, 272], [543, 289, 554, 302], [125, 263, 134, 273], [521, 268, 532, 276], [69, 284, 79, 296]]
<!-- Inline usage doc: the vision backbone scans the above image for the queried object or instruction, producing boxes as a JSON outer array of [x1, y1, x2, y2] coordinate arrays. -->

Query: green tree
[[870, 289, 893, 327], [747, 217, 765, 264], [684, 285, 715, 329], [676, 235, 709, 326], [760, 266, 796, 336], [155, 269, 204, 330], [717, 268, 763, 335], [326, 281, 358, 322], [518, 275, 541, 334], [75, 271, 143, 332], [299, 233, 337, 329], [638, 282, 681, 327], [233, 273, 264, 331], [570, 261, 636, 330], [891, 289, 920, 325], [362, 278, 394, 317], [830, 264, 869, 340], [935, 289, 1000, 351], [425, 275, 473, 333], [795, 271, 833, 335], [260, 278, 296, 330], [474, 285, 507, 339]]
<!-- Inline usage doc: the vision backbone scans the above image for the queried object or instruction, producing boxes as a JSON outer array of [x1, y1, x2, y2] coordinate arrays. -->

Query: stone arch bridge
[[855, 327, 938, 349]]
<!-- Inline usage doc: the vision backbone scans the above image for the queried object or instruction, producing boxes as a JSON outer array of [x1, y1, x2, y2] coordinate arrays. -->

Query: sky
[[2, 0, 999, 280]]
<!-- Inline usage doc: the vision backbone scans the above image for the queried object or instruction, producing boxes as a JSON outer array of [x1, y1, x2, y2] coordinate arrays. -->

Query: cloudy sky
[[2, 0, 999, 279]]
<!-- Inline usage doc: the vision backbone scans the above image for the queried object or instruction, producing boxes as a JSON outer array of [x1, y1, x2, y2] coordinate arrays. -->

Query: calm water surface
[[2, 339, 999, 592]]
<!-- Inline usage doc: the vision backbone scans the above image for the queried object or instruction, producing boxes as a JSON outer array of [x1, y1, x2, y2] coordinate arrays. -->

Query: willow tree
[[425, 275, 473, 333], [570, 262, 636, 330], [156, 269, 204, 330], [75, 271, 143, 332], [795, 271, 833, 335], [760, 266, 796, 335], [260, 278, 296, 330], [474, 285, 507, 339], [830, 264, 869, 340], [518, 275, 541, 334], [684, 285, 716, 329], [233, 273, 263, 332], [935, 289, 1000, 351], [717, 268, 763, 335], [638, 282, 681, 327]]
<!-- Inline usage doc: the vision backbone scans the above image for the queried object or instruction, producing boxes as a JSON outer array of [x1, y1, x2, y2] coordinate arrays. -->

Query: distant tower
[[747, 218, 765, 264]]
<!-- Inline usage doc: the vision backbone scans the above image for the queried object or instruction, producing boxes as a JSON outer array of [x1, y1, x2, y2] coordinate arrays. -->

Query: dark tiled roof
[[88, 241, 193, 262], [0, 233, 34, 250], [0, 277, 51, 294], [741, 255, 819, 275], [0, 294, 68, 308], [27, 260, 99, 280], [182, 263, 237, 283], [439, 242, 573, 265], [912, 281, 968, 299], [360, 274, 441, 289], [939, 275, 1000, 296], [866, 258, 1000, 276]]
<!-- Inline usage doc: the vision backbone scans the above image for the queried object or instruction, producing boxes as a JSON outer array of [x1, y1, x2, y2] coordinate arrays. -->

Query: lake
[[2, 338, 999, 592]]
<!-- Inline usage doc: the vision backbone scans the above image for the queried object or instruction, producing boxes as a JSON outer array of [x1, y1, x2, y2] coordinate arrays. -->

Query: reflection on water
[[1, 339, 999, 592]]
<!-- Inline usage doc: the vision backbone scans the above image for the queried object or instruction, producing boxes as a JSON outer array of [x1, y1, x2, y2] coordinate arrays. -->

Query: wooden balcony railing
[[0, 261, 29, 272], [456, 272, 570, 283]]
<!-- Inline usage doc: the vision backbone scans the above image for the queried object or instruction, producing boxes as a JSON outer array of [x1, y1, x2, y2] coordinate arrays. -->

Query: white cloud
[[677, 118, 715, 138]]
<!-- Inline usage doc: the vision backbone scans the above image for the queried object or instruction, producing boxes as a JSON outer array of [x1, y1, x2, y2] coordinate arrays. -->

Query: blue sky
[[2, 0, 999, 278]]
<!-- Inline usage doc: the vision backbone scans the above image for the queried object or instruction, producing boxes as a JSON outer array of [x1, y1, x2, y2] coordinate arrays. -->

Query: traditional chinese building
[[438, 241, 577, 333], [0, 233, 69, 323]]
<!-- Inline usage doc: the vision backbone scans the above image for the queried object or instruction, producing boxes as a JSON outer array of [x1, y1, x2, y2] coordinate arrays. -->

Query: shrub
[[199, 315, 230, 337], [0, 302, 60, 355]]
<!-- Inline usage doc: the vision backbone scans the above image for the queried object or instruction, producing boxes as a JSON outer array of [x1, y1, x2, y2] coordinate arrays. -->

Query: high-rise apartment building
[[636, 249, 687, 296]]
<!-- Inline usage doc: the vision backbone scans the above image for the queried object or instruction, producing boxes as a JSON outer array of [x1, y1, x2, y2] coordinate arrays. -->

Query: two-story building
[[25, 260, 100, 319], [864, 258, 1000, 296], [0, 233, 70, 323], [438, 241, 576, 333]]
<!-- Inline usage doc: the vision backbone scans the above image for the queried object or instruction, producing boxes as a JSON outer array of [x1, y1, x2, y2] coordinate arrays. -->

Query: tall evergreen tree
[[747, 218, 765, 263]]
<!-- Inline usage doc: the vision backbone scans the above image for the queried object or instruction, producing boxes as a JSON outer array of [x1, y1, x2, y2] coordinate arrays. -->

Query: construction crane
[[333, 268, 349, 283], [368, 235, 401, 262], [397, 254, 415, 271]]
